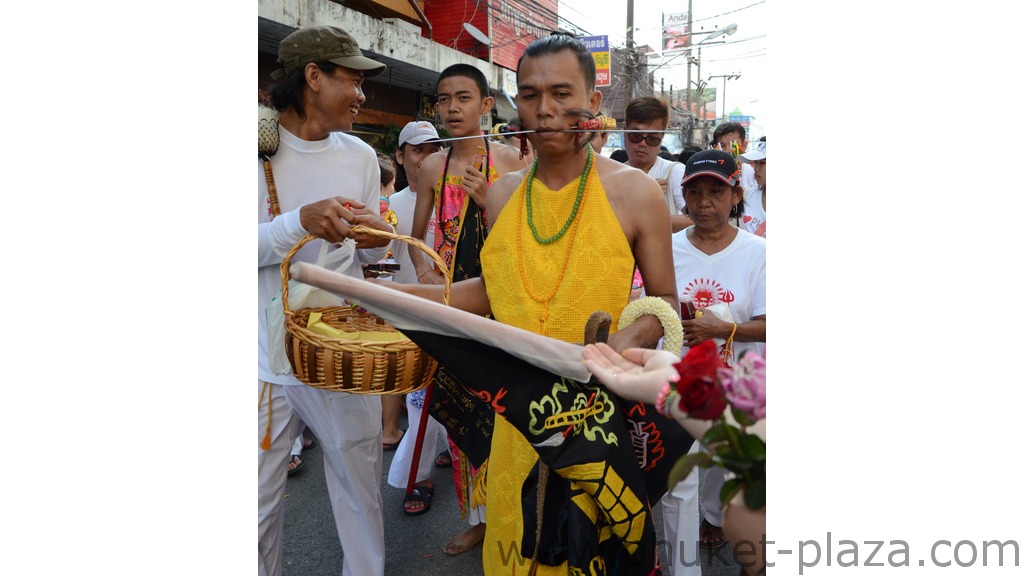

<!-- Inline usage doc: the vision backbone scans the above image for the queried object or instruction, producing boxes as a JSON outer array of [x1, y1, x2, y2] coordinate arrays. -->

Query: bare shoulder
[[415, 149, 446, 186], [487, 166, 529, 227], [491, 141, 530, 172], [592, 155, 666, 242], [422, 148, 446, 171], [593, 155, 663, 205]]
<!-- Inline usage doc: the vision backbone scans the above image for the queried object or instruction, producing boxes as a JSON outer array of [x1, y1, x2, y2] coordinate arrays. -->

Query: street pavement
[[283, 413, 743, 575]]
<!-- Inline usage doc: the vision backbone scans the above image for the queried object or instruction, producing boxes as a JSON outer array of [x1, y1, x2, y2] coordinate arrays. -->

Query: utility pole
[[709, 73, 741, 123], [695, 47, 702, 122], [684, 0, 693, 118], [687, 46, 703, 141], [625, 0, 634, 103]]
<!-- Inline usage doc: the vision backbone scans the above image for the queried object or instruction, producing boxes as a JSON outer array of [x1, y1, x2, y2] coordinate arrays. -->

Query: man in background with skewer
[[410, 64, 528, 285], [257, 25, 393, 576], [406, 63, 529, 556]]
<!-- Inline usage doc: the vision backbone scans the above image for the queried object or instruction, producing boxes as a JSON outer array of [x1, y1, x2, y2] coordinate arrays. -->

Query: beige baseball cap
[[272, 26, 386, 81], [398, 121, 442, 147]]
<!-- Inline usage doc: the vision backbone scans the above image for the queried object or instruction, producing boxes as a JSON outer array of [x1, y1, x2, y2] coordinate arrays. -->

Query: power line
[[572, 1, 766, 46], [707, 52, 766, 63], [692, 1, 766, 26]]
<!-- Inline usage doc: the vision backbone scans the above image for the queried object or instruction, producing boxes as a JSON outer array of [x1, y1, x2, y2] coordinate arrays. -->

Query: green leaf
[[744, 478, 765, 510], [738, 433, 766, 461], [719, 477, 743, 507], [667, 452, 711, 489], [716, 453, 754, 471], [702, 423, 732, 445], [731, 406, 753, 427], [723, 422, 742, 447]]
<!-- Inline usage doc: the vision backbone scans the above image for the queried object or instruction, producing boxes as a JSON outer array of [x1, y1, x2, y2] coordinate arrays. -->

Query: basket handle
[[280, 226, 453, 315]]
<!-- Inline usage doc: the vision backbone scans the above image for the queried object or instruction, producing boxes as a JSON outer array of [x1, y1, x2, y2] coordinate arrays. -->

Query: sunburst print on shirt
[[681, 278, 736, 309]]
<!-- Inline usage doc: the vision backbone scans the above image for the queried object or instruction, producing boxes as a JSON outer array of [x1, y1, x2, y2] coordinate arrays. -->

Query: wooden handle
[[262, 158, 280, 218]]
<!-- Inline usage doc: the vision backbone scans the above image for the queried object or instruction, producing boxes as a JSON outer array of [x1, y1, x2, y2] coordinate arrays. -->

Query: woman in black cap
[[663, 148, 767, 565]]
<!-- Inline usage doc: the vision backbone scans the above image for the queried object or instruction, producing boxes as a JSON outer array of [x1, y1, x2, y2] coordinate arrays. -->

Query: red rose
[[673, 341, 727, 420]]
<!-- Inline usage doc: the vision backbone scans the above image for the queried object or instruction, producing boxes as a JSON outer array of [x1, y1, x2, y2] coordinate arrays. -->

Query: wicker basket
[[280, 227, 451, 394]]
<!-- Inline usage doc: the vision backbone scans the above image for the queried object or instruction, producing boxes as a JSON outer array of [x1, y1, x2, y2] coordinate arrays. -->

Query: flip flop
[[287, 455, 305, 477], [699, 519, 727, 549], [383, 429, 405, 452], [302, 437, 318, 451], [434, 452, 452, 468], [402, 484, 434, 516]]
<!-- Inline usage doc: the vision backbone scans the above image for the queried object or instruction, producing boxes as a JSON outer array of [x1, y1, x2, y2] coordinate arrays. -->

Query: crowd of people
[[258, 24, 766, 576]]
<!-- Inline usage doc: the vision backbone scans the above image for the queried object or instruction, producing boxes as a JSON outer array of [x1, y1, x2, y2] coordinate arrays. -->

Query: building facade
[[258, 0, 545, 151]]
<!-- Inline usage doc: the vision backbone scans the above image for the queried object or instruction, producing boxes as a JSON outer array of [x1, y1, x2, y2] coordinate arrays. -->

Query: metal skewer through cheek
[[439, 109, 613, 148], [441, 109, 677, 157]]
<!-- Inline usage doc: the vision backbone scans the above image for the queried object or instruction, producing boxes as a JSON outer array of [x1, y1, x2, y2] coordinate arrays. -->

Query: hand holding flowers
[[667, 341, 765, 510], [582, 340, 766, 510]]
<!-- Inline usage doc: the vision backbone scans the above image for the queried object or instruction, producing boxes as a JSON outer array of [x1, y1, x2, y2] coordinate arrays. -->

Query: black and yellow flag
[[405, 330, 694, 575]]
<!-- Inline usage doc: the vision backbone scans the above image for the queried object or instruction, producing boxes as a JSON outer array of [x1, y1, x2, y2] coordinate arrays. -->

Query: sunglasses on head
[[626, 132, 663, 146]]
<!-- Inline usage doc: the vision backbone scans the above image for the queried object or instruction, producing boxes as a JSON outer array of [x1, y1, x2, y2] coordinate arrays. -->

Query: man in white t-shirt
[[257, 26, 394, 576], [738, 138, 766, 238], [623, 96, 692, 233], [389, 121, 441, 284]]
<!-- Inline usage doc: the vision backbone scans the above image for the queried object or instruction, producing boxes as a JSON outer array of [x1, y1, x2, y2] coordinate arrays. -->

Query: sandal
[[286, 455, 305, 477], [699, 518, 727, 549], [434, 452, 452, 468], [403, 483, 434, 516], [383, 429, 405, 452]]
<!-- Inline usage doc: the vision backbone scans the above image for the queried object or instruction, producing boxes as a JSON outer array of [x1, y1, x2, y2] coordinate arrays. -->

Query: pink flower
[[719, 352, 766, 421]]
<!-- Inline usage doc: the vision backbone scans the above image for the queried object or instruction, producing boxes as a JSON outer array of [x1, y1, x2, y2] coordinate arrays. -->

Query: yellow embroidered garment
[[479, 166, 635, 575]]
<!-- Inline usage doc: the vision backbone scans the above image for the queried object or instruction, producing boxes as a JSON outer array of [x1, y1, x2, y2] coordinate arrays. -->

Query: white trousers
[[257, 381, 305, 576], [699, 466, 725, 527], [387, 393, 443, 488], [284, 383, 385, 576], [385, 394, 485, 524], [659, 441, 702, 576]]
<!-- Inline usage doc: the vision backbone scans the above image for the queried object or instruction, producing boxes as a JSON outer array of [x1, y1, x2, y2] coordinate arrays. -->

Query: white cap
[[398, 121, 441, 146], [739, 139, 766, 161]]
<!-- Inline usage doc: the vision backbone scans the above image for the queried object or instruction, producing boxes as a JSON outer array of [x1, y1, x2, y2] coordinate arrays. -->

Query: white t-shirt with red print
[[740, 184, 766, 238], [740, 162, 756, 192], [672, 227, 766, 364]]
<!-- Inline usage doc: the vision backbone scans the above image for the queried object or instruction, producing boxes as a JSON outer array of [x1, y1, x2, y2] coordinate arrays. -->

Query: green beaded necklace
[[526, 145, 594, 244]]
